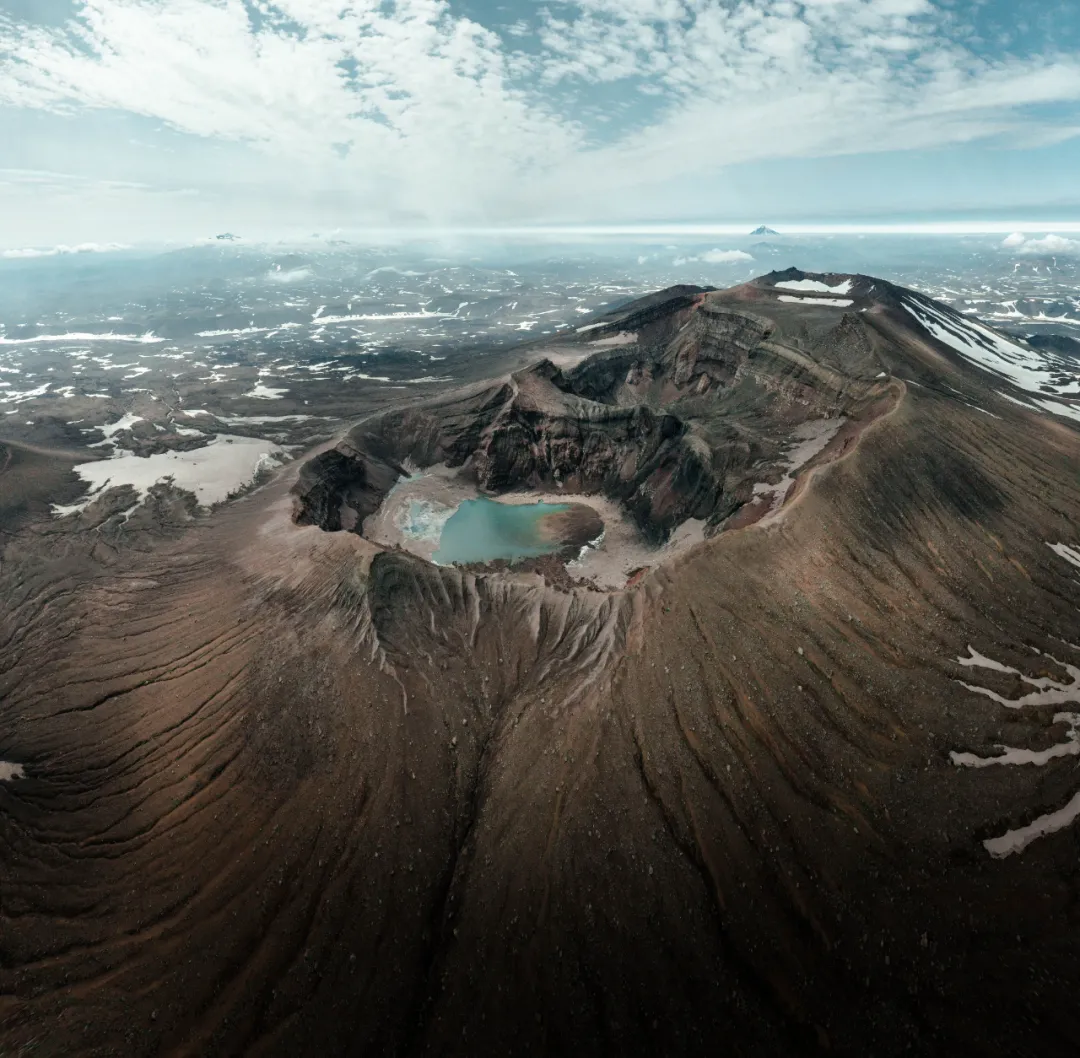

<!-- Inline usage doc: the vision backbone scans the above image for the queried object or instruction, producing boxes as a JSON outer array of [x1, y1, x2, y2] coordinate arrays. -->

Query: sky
[[1, 0, 1080, 246]]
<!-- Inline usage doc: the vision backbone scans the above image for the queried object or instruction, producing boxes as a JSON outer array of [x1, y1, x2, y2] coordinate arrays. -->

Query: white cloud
[[1017, 234, 1080, 256], [265, 266, 313, 283], [1, 241, 129, 258], [672, 248, 754, 266], [699, 248, 753, 264], [0, 1, 1078, 227], [1002, 232, 1027, 248]]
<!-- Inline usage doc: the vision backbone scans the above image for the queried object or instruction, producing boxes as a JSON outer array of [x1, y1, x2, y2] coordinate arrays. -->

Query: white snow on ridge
[[1032, 397, 1080, 423], [776, 278, 853, 295], [243, 382, 289, 399], [984, 790, 1080, 859], [0, 332, 165, 346], [1049, 542, 1080, 570], [903, 296, 1080, 397], [949, 643, 1080, 858], [315, 310, 449, 324], [196, 326, 272, 338], [95, 412, 143, 439], [777, 296, 854, 308]]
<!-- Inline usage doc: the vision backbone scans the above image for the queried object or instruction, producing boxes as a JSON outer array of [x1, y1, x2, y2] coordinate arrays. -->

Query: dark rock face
[[292, 447, 403, 532], [1026, 332, 1080, 363]]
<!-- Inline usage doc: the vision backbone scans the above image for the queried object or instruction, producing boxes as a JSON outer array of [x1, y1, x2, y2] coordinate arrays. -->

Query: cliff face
[[292, 448, 402, 532]]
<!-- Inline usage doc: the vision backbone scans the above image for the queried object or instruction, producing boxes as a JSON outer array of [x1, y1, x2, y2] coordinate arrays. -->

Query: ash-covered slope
[[2, 272, 1080, 1058]]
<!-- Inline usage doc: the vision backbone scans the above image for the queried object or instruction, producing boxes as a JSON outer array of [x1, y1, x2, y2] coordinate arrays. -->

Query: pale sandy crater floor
[[364, 462, 706, 589]]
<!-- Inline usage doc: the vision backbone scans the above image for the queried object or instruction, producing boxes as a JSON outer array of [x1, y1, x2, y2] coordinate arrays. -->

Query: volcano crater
[[290, 279, 899, 587]]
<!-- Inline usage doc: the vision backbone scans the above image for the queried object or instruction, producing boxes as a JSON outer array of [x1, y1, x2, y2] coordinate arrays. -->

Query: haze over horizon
[[2, 0, 1080, 246]]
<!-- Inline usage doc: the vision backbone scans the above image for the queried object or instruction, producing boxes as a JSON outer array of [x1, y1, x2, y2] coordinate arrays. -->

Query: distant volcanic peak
[[750, 225, 780, 235]]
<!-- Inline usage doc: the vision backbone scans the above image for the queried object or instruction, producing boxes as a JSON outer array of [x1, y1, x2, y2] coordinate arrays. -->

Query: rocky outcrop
[[669, 305, 773, 389], [292, 447, 402, 532]]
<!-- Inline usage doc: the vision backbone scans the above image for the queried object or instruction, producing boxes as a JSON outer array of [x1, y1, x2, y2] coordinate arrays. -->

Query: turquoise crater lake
[[432, 496, 572, 565]]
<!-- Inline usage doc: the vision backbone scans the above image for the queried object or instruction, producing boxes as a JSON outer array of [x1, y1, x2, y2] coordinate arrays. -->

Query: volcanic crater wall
[[293, 375, 725, 545], [293, 294, 892, 553]]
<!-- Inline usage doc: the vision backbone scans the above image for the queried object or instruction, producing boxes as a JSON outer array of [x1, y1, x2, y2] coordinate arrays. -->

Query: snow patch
[[1031, 397, 1080, 423], [1048, 542, 1080, 570], [0, 332, 164, 346], [776, 278, 853, 295], [951, 715, 1080, 769], [751, 419, 844, 512], [213, 414, 319, 425], [395, 498, 454, 544], [266, 267, 312, 284], [314, 310, 448, 324], [243, 382, 289, 399], [949, 644, 1080, 858], [196, 326, 272, 338], [94, 412, 143, 440], [588, 331, 638, 347], [52, 434, 285, 515], [0, 382, 51, 403], [903, 296, 1080, 397], [984, 791, 1080, 859]]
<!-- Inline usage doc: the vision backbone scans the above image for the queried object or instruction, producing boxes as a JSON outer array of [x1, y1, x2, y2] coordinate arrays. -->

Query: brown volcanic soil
[[0, 439, 90, 532], [535, 502, 604, 549], [2, 273, 1080, 1057]]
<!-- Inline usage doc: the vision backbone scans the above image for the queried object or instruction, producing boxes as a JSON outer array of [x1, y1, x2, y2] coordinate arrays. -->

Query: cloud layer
[[1003, 232, 1080, 256], [1, 1, 1079, 228], [0, 241, 129, 259]]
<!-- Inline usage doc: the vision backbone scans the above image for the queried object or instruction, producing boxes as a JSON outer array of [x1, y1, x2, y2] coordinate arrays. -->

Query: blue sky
[[1, 0, 1079, 246]]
